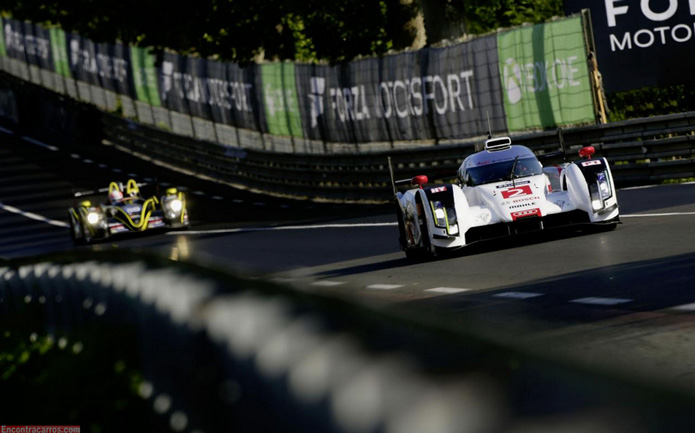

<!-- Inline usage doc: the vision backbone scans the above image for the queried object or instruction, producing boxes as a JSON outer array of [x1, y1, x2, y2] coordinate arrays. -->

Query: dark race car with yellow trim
[[68, 179, 189, 244]]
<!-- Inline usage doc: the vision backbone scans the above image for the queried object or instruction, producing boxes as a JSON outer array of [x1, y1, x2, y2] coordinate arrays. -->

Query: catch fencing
[[2, 250, 695, 432], [1, 69, 695, 203]]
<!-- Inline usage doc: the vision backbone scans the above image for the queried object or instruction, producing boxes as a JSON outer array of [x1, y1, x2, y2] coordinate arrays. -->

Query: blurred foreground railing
[[2, 251, 695, 432]]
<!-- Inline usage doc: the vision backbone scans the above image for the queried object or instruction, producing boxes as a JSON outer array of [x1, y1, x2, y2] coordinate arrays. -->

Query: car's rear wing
[[388, 157, 414, 198]]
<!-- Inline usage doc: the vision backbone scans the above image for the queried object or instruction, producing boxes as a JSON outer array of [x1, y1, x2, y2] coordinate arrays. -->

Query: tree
[[0, 0, 564, 63], [464, 0, 564, 34]]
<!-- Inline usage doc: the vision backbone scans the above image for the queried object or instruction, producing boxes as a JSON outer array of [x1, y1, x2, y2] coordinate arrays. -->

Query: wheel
[[69, 213, 83, 245], [420, 216, 438, 259], [395, 206, 408, 251], [80, 219, 93, 244]]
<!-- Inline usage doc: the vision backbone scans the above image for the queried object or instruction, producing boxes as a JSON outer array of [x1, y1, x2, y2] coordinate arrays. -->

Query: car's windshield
[[465, 157, 542, 186]]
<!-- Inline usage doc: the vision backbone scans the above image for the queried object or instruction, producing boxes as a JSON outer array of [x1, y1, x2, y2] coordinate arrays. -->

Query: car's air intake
[[485, 137, 512, 152]]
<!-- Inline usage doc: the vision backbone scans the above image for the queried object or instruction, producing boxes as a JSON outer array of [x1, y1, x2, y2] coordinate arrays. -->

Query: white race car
[[389, 137, 619, 259]]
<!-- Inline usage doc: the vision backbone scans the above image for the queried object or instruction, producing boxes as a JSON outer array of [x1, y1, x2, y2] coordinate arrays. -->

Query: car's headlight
[[430, 201, 458, 235], [164, 197, 183, 214], [597, 172, 612, 199], [87, 212, 100, 225], [431, 201, 447, 228], [589, 171, 612, 212], [169, 199, 183, 212]]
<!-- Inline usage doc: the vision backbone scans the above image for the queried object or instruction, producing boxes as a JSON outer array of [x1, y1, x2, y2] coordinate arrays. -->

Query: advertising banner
[[497, 16, 595, 131], [159, 54, 260, 127], [160, 54, 215, 120], [68, 33, 131, 94], [226, 62, 259, 130], [159, 52, 190, 115], [110, 42, 134, 97], [564, 0, 695, 92], [3, 19, 52, 65], [206, 59, 232, 125], [131, 46, 161, 106], [24, 22, 53, 70], [67, 33, 98, 85], [427, 34, 506, 139], [296, 37, 506, 143], [259, 63, 303, 137], [295, 62, 354, 142], [184, 56, 212, 120], [378, 51, 433, 141], [49, 28, 70, 78]]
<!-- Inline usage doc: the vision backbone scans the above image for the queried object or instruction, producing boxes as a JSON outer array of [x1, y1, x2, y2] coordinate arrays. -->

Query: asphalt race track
[[3, 130, 695, 393]]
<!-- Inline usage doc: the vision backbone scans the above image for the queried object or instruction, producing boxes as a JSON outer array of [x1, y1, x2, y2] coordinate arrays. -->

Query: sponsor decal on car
[[511, 208, 541, 220], [123, 204, 142, 213], [496, 180, 531, 189], [509, 202, 537, 209], [512, 196, 540, 203], [429, 186, 448, 193], [581, 160, 602, 167]]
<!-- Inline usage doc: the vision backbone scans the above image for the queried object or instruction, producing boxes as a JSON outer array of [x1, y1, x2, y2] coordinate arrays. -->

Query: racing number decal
[[502, 185, 533, 199]]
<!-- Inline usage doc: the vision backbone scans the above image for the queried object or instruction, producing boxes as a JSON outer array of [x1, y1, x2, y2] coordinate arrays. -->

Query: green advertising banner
[[497, 16, 595, 131], [131, 47, 161, 107], [49, 28, 70, 78], [261, 63, 302, 137], [0, 18, 6, 57]]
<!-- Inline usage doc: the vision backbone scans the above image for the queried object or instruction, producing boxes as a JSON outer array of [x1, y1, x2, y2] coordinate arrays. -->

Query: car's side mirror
[[411, 175, 428, 188]]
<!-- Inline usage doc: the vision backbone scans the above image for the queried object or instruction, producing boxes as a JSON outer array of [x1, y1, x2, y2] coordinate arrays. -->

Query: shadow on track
[[315, 225, 601, 278]]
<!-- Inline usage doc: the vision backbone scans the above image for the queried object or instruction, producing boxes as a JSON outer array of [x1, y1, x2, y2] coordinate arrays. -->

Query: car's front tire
[[69, 213, 84, 246]]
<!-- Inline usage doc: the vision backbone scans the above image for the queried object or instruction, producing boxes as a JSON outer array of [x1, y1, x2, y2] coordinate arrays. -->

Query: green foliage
[[607, 85, 695, 122], [1, 0, 418, 64], [0, 323, 163, 431], [464, 0, 564, 34]]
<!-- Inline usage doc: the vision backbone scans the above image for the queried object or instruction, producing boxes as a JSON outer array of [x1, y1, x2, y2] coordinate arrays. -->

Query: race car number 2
[[501, 185, 533, 199]]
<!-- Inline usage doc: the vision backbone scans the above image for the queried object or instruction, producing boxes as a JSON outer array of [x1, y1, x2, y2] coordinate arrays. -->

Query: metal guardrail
[[102, 111, 695, 203], [2, 251, 695, 432], [3, 68, 695, 203]]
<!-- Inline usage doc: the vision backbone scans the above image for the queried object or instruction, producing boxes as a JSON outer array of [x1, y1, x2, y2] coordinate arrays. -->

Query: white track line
[[367, 284, 403, 290], [21, 136, 58, 151], [0, 202, 68, 228], [669, 303, 695, 311], [425, 287, 470, 294], [494, 291, 544, 299], [622, 212, 695, 218], [570, 297, 632, 306], [170, 222, 398, 235], [170, 211, 695, 237], [311, 280, 346, 287]]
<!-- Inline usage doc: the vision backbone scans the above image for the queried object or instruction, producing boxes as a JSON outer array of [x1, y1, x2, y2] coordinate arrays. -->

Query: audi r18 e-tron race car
[[68, 179, 189, 244], [389, 137, 619, 259]]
